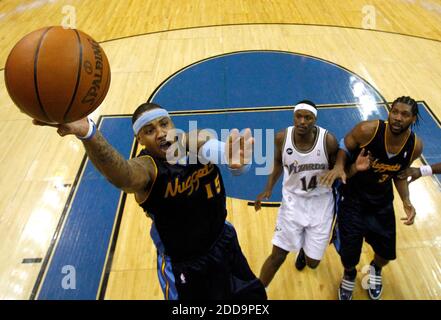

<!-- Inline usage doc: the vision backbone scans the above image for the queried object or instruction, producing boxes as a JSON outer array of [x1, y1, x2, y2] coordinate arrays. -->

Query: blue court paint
[[38, 117, 133, 300], [151, 51, 383, 110]]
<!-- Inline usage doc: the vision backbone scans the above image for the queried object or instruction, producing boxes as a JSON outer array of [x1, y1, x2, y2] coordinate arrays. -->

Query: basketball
[[4, 26, 111, 124]]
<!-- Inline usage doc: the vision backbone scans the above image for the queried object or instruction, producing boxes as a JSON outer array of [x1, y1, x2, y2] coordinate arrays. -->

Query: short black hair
[[132, 102, 162, 124], [391, 96, 420, 127], [295, 100, 317, 109]]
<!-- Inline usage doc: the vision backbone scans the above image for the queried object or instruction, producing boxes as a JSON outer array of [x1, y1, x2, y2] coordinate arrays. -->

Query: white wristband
[[200, 139, 227, 164], [229, 163, 252, 176], [76, 118, 96, 140], [420, 165, 433, 177]]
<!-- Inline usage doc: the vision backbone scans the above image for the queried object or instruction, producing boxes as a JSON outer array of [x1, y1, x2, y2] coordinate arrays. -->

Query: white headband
[[133, 108, 170, 135], [293, 103, 317, 117]]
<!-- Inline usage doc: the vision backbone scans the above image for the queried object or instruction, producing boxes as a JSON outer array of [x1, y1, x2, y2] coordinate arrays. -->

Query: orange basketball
[[4, 26, 111, 124]]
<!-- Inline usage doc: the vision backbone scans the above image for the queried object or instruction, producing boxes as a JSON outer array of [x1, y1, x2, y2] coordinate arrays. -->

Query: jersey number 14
[[300, 175, 317, 191]]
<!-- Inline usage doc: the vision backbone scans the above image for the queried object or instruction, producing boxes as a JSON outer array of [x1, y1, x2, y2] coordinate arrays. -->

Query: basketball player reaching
[[321, 96, 423, 300], [33, 102, 266, 300], [255, 100, 354, 289]]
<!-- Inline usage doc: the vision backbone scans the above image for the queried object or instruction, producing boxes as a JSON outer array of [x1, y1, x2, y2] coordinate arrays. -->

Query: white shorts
[[272, 192, 335, 260]]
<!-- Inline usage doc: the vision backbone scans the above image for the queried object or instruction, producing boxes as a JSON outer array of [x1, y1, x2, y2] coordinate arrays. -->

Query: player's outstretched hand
[[226, 128, 254, 170], [32, 118, 90, 138]]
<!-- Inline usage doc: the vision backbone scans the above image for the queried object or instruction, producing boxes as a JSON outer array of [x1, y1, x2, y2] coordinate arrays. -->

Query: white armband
[[200, 139, 227, 165], [420, 165, 433, 176], [76, 118, 96, 140], [229, 163, 252, 176], [200, 139, 251, 176]]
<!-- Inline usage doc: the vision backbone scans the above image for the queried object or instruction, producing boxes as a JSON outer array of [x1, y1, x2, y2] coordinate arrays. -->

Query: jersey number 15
[[205, 174, 221, 199]]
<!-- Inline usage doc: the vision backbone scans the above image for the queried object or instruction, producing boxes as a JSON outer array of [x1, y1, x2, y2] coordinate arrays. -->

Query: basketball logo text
[[81, 38, 105, 106]]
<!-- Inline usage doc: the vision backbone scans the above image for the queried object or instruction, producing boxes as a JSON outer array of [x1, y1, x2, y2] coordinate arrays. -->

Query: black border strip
[[22, 258, 43, 264], [247, 201, 280, 207]]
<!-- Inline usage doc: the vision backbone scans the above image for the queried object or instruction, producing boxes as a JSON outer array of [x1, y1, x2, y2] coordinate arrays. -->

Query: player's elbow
[[107, 177, 131, 192]]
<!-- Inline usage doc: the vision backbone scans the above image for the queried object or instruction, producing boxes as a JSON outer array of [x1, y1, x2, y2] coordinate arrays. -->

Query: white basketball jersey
[[281, 126, 331, 198]]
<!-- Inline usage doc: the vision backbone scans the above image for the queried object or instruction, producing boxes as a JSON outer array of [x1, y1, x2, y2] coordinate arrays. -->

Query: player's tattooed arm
[[33, 117, 155, 195], [82, 131, 155, 194]]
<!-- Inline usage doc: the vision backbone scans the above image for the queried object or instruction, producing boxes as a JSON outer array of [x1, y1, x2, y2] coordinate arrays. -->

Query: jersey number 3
[[300, 175, 317, 191]]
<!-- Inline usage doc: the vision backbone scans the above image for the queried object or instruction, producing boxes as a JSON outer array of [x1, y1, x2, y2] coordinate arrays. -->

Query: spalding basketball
[[4, 26, 111, 124]]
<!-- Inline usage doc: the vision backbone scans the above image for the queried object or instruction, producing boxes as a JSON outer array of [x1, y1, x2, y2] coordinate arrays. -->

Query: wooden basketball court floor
[[1, 0, 441, 300]]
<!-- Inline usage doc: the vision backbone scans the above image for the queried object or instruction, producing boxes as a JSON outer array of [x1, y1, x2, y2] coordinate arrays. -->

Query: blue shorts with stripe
[[151, 221, 267, 300]]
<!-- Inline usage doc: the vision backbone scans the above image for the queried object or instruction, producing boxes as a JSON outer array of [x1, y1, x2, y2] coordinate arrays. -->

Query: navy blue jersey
[[343, 120, 416, 206], [138, 149, 227, 261]]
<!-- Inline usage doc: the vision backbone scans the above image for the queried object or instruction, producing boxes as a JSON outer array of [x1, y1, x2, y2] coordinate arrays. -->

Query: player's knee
[[270, 252, 287, 266], [374, 254, 390, 267], [305, 255, 320, 269]]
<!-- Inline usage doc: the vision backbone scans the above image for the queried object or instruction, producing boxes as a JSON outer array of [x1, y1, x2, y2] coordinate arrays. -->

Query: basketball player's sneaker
[[338, 277, 355, 300], [367, 263, 383, 300], [295, 248, 306, 271]]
